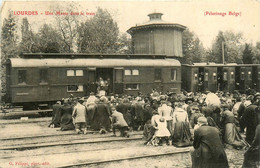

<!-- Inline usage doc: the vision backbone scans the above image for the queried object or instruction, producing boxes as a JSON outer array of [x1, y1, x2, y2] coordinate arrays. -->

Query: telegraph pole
[[222, 41, 225, 64]]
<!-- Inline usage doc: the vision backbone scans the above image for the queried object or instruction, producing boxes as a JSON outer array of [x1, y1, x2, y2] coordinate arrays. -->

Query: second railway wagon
[[5, 53, 181, 109], [182, 63, 260, 93]]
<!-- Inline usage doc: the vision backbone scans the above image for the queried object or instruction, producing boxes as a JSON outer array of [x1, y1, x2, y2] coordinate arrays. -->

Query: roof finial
[[148, 12, 163, 21]]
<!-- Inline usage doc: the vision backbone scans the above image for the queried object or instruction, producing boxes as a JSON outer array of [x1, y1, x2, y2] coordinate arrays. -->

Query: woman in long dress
[[220, 104, 244, 148], [172, 102, 192, 147], [60, 99, 75, 131]]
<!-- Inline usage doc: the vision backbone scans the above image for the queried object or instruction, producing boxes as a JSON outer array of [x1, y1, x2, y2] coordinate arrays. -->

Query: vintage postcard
[[0, 0, 260, 167]]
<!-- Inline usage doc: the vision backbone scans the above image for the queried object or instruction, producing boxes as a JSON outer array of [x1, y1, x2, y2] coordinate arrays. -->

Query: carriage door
[[240, 67, 246, 92], [204, 69, 209, 92], [222, 67, 229, 92], [235, 67, 241, 91], [198, 67, 204, 92], [87, 68, 97, 94], [252, 66, 257, 90], [217, 67, 223, 91], [114, 68, 124, 94]]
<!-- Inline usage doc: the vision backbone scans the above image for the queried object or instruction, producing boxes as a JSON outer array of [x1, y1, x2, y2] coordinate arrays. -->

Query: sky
[[0, 0, 260, 48]]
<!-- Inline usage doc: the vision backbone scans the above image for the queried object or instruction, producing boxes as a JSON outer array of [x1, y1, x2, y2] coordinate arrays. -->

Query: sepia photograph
[[0, 0, 260, 167]]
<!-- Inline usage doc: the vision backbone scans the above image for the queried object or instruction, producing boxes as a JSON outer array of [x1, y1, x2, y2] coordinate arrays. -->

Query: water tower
[[127, 13, 186, 57]]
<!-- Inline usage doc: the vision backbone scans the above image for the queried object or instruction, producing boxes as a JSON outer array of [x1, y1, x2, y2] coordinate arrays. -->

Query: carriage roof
[[8, 58, 181, 68]]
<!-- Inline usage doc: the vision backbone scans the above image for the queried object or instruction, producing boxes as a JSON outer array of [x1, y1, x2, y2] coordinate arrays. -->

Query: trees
[[1, 10, 19, 95], [211, 31, 244, 63], [115, 33, 132, 54], [52, 3, 80, 53], [211, 31, 227, 63], [38, 24, 62, 53], [242, 43, 254, 64], [77, 7, 120, 53], [182, 29, 206, 64], [19, 17, 40, 53], [252, 42, 260, 64]]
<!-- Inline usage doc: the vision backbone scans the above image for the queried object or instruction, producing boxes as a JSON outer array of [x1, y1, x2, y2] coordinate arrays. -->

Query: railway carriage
[[182, 63, 260, 93], [5, 53, 181, 109]]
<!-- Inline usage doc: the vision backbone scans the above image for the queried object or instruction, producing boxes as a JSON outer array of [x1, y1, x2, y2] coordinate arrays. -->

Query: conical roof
[[127, 13, 186, 35]]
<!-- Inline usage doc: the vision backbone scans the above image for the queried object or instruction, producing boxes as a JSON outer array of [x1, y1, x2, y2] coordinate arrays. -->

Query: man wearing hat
[[72, 98, 87, 134], [191, 117, 229, 168], [111, 106, 129, 138], [241, 94, 259, 144]]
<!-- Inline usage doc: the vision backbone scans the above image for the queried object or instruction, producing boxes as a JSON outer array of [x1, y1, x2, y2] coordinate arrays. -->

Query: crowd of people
[[49, 89, 260, 168]]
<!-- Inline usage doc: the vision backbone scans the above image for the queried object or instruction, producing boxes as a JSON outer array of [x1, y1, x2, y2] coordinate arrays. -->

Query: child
[[154, 117, 171, 145]]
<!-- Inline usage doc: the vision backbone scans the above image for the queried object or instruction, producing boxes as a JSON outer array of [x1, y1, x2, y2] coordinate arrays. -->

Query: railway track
[[1, 134, 143, 150], [0, 117, 51, 125], [0, 116, 192, 168], [59, 148, 191, 168], [0, 135, 192, 168], [0, 109, 52, 119]]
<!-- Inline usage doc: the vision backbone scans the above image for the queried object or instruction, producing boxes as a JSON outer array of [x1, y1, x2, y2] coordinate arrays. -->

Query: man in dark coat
[[49, 101, 62, 128], [91, 98, 111, 133], [116, 98, 132, 127], [131, 100, 144, 130], [191, 117, 229, 168], [243, 124, 260, 168], [189, 106, 204, 128], [241, 100, 258, 144], [111, 106, 129, 137], [201, 103, 214, 118], [60, 99, 75, 131]]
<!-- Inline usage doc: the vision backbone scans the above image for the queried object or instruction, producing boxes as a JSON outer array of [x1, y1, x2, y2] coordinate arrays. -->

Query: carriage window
[[18, 70, 27, 84], [40, 69, 48, 83], [124, 70, 131, 75], [223, 72, 228, 81], [230, 72, 234, 80], [67, 70, 74, 76], [132, 69, 139, 75], [124, 69, 139, 76], [125, 84, 139, 90], [67, 85, 83, 92], [155, 69, 161, 81], [241, 72, 245, 80], [67, 70, 84, 76], [204, 72, 209, 81], [76, 70, 83, 76], [194, 73, 198, 81], [248, 71, 251, 80], [213, 73, 217, 80], [171, 69, 177, 81]]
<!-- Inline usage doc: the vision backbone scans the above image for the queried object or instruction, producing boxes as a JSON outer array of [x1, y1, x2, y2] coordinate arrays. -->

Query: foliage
[[242, 43, 254, 64], [77, 7, 120, 53], [19, 18, 41, 53], [115, 33, 132, 54], [1, 10, 19, 94], [182, 29, 206, 64], [37, 24, 63, 53], [211, 30, 244, 63], [52, 3, 80, 52], [252, 42, 260, 64]]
